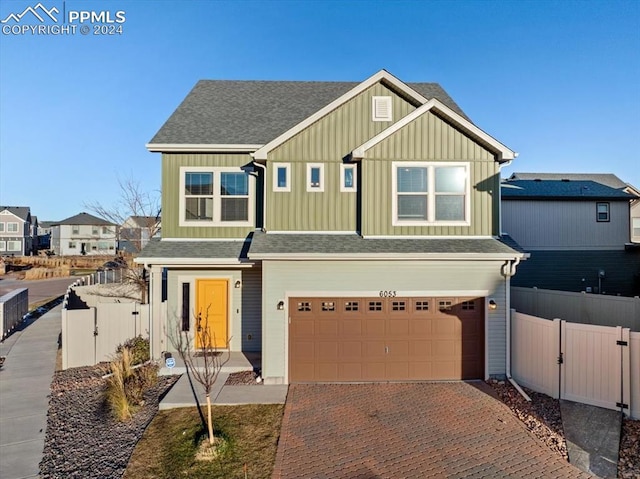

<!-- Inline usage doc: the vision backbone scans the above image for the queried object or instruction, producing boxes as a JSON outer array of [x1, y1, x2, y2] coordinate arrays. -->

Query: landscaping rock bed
[[40, 363, 178, 478], [488, 379, 640, 477]]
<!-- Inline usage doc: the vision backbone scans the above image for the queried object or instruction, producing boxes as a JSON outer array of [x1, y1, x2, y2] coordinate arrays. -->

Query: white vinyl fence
[[511, 287, 640, 331], [511, 310, 639, 419], [0, 288, 28, 339], [62, 302, 149, 369]]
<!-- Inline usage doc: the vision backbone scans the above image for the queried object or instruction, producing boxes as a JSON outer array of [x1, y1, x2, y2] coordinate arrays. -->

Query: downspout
[[144, 262, 153, 361], [504, 258, 531, 401], [252, 160, 267, 232]]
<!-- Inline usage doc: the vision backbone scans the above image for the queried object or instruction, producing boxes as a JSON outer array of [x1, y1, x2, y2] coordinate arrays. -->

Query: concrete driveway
[[273, 382, 593, 479]]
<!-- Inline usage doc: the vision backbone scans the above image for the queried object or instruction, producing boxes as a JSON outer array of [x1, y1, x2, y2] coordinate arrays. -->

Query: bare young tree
[[170, 308, 230, 446]]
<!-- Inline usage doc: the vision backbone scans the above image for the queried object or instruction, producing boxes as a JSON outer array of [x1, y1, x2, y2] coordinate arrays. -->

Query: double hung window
[[393, 162, 470, 225], [181, 167, 253, 226], [596, 202, 610, 222]]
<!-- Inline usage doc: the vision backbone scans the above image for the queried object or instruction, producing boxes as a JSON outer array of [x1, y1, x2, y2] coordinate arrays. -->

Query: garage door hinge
[[616, 340, 628, 346], [557, 353, 563, 365], [616, 402, 629, 409]]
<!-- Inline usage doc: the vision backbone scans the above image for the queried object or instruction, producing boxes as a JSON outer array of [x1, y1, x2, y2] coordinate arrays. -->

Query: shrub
[[116, 336, 150, 365]]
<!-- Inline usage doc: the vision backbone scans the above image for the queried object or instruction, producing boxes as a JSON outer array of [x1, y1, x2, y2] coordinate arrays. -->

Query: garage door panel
[[289, 296, 484, 383]]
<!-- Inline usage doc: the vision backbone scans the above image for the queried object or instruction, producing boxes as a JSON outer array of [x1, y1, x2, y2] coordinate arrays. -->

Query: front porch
[[158, 350, 261, 376]]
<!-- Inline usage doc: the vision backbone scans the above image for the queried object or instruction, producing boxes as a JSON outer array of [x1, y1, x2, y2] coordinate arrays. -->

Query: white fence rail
[[511, 310, 639, 419], [511, 287, 640, 331], [0, 288, 28, 339]]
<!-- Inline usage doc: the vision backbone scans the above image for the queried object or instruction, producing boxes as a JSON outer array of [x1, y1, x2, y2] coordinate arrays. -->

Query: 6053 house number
[[379, 290, 397, 297]]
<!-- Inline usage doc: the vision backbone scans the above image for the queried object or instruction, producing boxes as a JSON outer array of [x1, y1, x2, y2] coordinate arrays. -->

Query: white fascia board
[[133, 257, 251, 266], [145, 144, 262, 153], [252, 70, 428, 161], [249, 252, 527, 261], [352, 99, 517, 162]]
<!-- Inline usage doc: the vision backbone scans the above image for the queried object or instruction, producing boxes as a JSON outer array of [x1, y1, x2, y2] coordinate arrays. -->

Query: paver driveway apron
[[273, 382, 593, 479]]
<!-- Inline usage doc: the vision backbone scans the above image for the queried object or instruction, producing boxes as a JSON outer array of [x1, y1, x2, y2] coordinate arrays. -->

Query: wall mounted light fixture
[[277, 300, 285, 310], [235, 280, 242, 289], [488, 299, 498, 310]]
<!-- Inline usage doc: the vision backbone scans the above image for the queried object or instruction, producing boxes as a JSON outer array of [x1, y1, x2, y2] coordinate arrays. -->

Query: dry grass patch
[[123, 404, 283, 479]]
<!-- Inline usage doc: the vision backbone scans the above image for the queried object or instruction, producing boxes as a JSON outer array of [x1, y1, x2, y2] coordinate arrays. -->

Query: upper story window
[[0, 223, 4, 232], [372, 96, 392, 122], [392, 162, 470, 226], [72, 225, 80, 235], [273, 163, 291, 192], [102, 226, 109, 234], [92, 226, 99, 235], [7, 222, 19, 233], [180, 167, 253, 227], [306, 163, 325, 192], [340, 164, 357, 192], [596, 202, 610, 222]]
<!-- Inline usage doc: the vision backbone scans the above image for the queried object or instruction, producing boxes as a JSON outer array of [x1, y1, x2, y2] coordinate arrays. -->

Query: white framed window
[[102, 226, 109, 234], [306, 163, 325, 192], [392, 162, 470, 226], [596, 202, 610, 222], [72, 225, 80, 235], [340, 164, 357, 192], [0, 223, 4, 232], [7, 240, 21, 252], [7, 222, 18, 233], [68, 242, 76, 248], [179, 167, 254, 227], [372, 96, 393, 122], [92, 226, 99, 235], [0, 241, 5, 251], [273, 163, 291, 192], [633, 218, 640, 238]]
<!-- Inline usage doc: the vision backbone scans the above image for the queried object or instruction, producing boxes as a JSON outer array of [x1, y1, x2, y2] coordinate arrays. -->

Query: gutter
[[503, 258, 531, 402], [251, 160, 268, 232]]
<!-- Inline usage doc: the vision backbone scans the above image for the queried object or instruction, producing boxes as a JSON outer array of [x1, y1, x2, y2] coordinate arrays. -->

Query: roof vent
[[561, 179, 570, 182], [534, 178, 542, 182]]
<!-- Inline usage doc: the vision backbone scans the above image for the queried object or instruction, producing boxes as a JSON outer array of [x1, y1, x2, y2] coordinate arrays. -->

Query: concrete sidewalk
[[560, 400, 622, 478], [159, 353, 288, 409], [0, 305, 61, 479]]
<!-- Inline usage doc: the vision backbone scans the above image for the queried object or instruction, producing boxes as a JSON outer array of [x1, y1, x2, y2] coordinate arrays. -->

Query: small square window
[[306, 163, 325, 192], [72, 226, 80, 235], [462, 301, 475, 310], [297, 302, 311, 312], [372, 96, 392, 121], [273, 163, 291, 192], [340, 164, 357, 192], [391, 301, 406, 311], [368, 301, 383, 311], [438, 300, 452, 311], [92, 226, 99, 235], [321, 301, 335, 311], [345, 301, 359, 311], [596, 202, 610, 222], [415, 301, 429, 311]]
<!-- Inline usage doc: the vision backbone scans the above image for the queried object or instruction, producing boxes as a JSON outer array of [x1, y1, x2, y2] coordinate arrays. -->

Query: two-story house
[[502, 174, 640, 296], [137, 70, 527, 385], [0, 206, 34, 256], [51, 212, 117, 256], [118, 215, 160, 253]]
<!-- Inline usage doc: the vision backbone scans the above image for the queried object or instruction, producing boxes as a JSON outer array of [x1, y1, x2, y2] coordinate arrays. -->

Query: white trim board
[[146, 143, 262, 153]]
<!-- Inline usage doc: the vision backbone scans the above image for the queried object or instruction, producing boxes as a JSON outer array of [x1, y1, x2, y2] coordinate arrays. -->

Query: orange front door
[[195, 279, 228, 349]]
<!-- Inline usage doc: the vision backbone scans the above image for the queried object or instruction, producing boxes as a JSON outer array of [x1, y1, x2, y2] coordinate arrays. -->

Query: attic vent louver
[[372, 96, 392, 122]]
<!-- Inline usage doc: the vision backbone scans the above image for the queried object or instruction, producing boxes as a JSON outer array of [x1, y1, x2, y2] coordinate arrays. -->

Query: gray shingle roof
[[508, 173, 628, 189], [501, 180, 637, 200], [249, 232, 524, 257], [137, 238, 249, 260], [149, 79, 468, 145], [0, 206, 31, 221], [52, 212, 115, 226]]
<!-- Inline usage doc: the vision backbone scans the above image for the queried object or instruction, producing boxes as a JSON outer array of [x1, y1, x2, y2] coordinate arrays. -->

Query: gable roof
[[501, 180, 638, 200], [352, 98, 516, 163], [148, 70, 468, 152], [52, 212, 116, 226], [124, 216, 160, 228], [0, 206, 30, 221], [508, 173, 629, 189]]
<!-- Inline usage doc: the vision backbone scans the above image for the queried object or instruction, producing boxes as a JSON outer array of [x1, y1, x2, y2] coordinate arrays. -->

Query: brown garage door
[[289, 297, 484, 382]]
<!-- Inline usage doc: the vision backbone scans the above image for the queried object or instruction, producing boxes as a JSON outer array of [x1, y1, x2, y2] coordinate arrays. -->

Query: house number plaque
[[379, 290, 397, 297]]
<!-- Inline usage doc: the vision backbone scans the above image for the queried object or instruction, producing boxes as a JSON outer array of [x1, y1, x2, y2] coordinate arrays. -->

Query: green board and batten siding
[[266, 83, 418, 232], [161, 153, 257, 239]]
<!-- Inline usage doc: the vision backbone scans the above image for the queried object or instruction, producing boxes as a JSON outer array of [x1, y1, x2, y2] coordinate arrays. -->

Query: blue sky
[[1, 0, 638, 221]]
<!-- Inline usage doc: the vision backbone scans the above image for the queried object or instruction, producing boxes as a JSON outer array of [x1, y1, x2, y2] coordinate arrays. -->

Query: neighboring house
[[502, 175, 640, 296], [137, 69, 527, 385], [37, 220, 54, 250], [118, 215, 160, 253], [51, 212, 117, 256], [0, 206, 34, 256]]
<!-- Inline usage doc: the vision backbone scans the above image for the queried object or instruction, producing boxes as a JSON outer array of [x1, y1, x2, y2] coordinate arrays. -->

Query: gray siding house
[[51, 212, 117, 256], [502, 175, 640, 296], [0, 206, 35, 256], [137, 70, 526, 384]]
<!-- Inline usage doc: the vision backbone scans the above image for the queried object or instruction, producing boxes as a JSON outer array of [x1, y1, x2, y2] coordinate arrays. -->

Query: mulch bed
[[39, 364, 179, 478], [224, 370, 262, 386]]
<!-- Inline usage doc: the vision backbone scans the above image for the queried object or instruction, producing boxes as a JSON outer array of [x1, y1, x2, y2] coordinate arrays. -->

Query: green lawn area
[[123, 404, 284, 479]]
